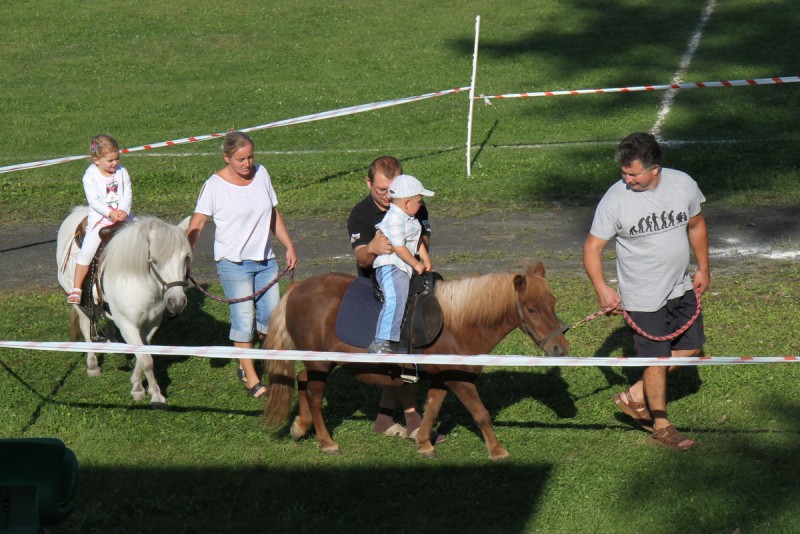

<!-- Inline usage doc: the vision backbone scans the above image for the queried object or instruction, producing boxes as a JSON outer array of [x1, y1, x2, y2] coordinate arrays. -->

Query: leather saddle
[[334, 271, 444, 351], [372, 270, 444, 352], [71, 217, 127, 313]]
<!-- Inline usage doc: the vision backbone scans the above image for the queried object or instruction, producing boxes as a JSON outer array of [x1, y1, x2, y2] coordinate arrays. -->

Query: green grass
[[2, 0, 800, 224], [2, 267, 800, 532], [2, 0, 800, 532]]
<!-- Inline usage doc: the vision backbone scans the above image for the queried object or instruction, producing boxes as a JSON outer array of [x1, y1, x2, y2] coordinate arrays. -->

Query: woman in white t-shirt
[[187, 131, 297, 399]]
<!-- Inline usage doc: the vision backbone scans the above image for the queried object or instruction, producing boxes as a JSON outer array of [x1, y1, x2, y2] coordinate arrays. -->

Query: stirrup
[[400, 364, 419, 384]]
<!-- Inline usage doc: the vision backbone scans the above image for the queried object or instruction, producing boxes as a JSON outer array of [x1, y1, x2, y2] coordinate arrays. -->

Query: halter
[[148, 258, 189, 293], [515, 296, 568, 350]]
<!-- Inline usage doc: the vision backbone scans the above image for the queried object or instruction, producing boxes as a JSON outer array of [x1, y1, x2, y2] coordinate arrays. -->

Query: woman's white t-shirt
[[194, 165, 279, 262]]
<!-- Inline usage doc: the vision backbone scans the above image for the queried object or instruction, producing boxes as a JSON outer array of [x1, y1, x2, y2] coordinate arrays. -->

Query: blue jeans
[[374, 265, 410, 343], [216, 259, 280, 343]]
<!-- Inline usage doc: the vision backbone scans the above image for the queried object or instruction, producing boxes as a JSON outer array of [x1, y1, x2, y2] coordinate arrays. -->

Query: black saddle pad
[[335, 277, 382, 348]]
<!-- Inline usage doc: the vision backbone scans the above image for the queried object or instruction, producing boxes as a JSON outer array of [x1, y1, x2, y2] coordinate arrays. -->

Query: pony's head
[[513, 262, 569, 356], [435, 262, 569, 356], [102, 217, 193, 315]]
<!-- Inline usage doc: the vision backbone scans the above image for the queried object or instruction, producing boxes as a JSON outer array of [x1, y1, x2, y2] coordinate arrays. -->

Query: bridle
[[515, 296, 568, 350], [148, 258, 189, 293]]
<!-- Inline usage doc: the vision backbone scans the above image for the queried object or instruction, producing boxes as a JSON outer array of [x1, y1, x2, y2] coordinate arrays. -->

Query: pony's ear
[[524, 261, 546, 278], [177, 216, 191, 233], [513, 273, 526, 292]]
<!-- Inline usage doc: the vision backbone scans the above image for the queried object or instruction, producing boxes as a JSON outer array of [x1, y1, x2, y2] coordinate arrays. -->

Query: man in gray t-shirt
[[583, 132, 710, 451]]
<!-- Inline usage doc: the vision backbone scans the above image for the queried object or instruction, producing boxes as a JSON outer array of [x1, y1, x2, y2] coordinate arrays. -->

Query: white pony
[[56, 206, 192, 407]]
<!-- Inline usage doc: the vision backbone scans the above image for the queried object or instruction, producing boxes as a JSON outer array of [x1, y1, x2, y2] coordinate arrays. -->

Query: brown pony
[[263, 262, 569, 461]]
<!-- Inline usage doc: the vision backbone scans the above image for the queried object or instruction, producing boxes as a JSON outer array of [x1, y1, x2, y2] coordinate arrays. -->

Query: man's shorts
[[628, 289, 705, 357]]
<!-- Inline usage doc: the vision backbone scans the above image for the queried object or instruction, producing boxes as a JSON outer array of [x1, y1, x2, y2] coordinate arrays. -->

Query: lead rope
[[571, 287, 702, 342], [189, 266, 294, 303]]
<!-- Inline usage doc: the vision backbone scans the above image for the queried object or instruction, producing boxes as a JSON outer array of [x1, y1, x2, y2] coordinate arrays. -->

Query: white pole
[[466, 15, 481, 177]]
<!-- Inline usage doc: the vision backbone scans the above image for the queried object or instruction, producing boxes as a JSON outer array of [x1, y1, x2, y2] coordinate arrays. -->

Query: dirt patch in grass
[[2, 205, 799, 293]]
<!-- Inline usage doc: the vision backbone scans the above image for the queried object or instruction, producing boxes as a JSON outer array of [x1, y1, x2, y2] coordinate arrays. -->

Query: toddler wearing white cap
[[369, 175, 435, 354]]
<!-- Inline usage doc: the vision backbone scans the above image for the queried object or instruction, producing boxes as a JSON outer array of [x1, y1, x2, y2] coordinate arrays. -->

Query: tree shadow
[[444, 0, 800, 206], [61, 463, 553, 533], [621, 398, 800, 532]]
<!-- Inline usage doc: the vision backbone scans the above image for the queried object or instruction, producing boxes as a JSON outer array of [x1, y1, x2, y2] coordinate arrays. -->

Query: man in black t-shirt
[[348, 159, 430, 278], [346, 156, 432, 441]]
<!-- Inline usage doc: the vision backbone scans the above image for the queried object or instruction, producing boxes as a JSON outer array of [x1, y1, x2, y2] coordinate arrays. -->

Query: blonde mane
[[101, 217, 191, 281], [435, 270, 550, 329]]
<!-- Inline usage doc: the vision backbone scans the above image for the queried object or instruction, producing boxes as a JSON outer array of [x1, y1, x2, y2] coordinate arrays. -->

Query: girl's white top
[[82, 164, 132, 230]]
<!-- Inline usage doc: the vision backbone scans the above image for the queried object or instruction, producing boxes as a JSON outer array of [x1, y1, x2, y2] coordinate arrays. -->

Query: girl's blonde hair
[[90, 134, 120, 158], [221, 131, 254, 158]]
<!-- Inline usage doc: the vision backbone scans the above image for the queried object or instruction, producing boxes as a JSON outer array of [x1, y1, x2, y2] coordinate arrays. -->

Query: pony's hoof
[[131, 391, 146, 401], [490, 448, 511, 462], [419, 449, 437, 460], [320, 445, 342, 456], [289, 420, 308, 441], [86, 368, 101, 377], [150, 402, 170, 411]]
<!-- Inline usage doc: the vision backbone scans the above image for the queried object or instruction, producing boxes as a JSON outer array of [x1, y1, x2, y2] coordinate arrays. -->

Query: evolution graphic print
[[628, 210, 688, 236]]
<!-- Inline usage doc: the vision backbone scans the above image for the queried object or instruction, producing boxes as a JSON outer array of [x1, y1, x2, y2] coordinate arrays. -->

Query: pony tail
[[263, 286, 297, 429], [69, 307, 82, 341]]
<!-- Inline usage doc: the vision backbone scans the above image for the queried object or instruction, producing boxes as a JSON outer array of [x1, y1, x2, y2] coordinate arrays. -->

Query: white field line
[[651, 0, 717, 138], [115, 137, 751, 158]]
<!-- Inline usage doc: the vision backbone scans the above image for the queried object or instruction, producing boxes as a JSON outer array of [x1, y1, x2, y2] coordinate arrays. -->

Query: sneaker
[[368, 341, 394, 354]]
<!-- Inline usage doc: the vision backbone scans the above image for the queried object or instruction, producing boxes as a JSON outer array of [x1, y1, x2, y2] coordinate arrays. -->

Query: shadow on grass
[[306, 363, 581, 443], [310, 317, 711, 442], [282, 146, 463, 193], [62, 463, 553, 533], [144, 287, 232, 395], [0, 355, 263, 419], [621, 398, 800, 532], [445, 1, 800, 208], [3, 287, 237, 427]]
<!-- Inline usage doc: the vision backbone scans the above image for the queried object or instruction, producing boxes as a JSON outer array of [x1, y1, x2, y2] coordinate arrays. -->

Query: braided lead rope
[[623, 287, 702, 342], [570, 287, 702, 342], [189, 266, 293, 304], [569, 304, 618, 330]]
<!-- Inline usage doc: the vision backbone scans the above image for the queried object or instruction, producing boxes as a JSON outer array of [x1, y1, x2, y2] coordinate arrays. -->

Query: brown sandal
[[245, 382, 268, 399], [647, 425, 696, 450], [612, 388, 654, 432]]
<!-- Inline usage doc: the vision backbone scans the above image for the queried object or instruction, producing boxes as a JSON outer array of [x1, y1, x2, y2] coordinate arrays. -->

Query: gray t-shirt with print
[[589, 167, 705, 312]]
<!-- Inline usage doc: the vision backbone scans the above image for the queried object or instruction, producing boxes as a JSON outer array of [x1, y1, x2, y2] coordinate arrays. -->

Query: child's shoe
[[66, 288, 82, 305], [368, 341, 393, 354]]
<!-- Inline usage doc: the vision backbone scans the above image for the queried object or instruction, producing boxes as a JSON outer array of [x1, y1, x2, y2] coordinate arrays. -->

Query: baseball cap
[[389, 174, 435, 198]]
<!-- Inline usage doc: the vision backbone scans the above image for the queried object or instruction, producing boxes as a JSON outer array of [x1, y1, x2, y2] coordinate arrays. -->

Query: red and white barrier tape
[[0, 86, 469, 175], [0, 340, 797, 367], [480, 75, 800, 102]]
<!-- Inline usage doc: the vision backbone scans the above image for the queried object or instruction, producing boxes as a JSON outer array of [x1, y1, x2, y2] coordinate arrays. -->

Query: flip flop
[[612, 388, 654, 432], [647, 425, 696, 450], [236, 364, 247, 384]]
